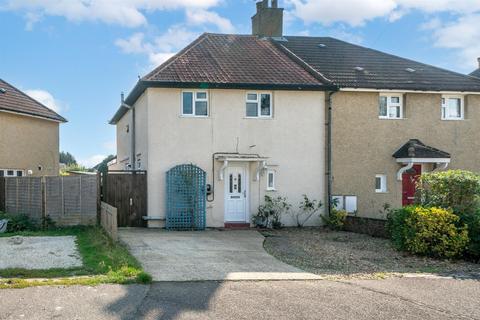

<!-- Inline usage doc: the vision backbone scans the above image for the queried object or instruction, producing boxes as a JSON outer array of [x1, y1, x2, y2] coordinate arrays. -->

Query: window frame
[[379, 93, 403, 119], [266, 170, 276, 191], [0, 169, 24, 177], [375, 174, 387, 193], [245, 92, 273, 119], [441, 95, 464, 121], [332, 195, 357, 214], [181, 90, 209, 117]]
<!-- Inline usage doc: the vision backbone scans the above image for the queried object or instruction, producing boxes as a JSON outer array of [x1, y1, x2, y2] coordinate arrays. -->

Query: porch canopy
[[393, 139, 451, 180], [215, 153, 269, 181]]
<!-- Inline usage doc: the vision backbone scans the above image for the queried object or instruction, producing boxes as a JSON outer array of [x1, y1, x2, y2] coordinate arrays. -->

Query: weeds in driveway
[[0, 226, 151, 289]]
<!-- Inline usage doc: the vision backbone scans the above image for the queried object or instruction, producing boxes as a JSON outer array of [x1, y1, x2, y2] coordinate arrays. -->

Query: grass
[[0, 226, 152, 289]]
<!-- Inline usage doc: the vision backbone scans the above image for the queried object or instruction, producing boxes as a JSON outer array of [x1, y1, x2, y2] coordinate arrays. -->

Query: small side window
[[441, 95, 464, 120], [375, 174, 387, 193], [267, 170, 275, 191]]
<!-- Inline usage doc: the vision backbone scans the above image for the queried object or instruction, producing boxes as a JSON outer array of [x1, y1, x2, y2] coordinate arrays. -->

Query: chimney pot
[[478, 57, 480, 68], [272, 0, 278, 8]]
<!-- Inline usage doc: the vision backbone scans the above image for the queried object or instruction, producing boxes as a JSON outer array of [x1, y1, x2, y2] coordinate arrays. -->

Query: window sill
[[378, 117, 404, 120], [375, 191, 389, 194], [441, 118, 464, 121], [244, 117, 274, 120], [266, 189, 277, 192], [179, 115, 210, 119]]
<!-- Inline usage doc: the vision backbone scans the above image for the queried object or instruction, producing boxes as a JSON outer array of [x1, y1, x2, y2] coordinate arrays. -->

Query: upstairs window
[[442, 95, 464, 120], [246, 93, 272, 118], [379, 94, 403, 119], [182, 91, 208, 117]]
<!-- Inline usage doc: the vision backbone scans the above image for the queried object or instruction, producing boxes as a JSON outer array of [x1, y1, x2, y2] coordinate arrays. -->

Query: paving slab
[[119, 228, 321, 281], [0, 236, 82, 270]]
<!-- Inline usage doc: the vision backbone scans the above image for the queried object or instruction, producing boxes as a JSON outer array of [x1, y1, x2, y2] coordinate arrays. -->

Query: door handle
[[243, 190, 246, 197]]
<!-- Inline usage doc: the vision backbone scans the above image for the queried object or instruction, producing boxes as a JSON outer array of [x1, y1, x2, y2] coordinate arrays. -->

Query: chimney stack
[[252, 0, 284, 38]]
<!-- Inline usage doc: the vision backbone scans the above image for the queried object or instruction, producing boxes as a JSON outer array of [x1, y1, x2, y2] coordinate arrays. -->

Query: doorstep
[[224, 223, 251, 229]]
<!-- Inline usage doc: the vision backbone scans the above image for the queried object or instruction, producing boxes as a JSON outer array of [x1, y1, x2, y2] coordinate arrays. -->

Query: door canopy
[[393, 139, 451, 180]]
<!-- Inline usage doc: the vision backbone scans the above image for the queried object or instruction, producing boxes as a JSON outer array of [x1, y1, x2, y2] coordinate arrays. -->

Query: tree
[[59, 151, 77, 165], [94, 155, 116, 173]]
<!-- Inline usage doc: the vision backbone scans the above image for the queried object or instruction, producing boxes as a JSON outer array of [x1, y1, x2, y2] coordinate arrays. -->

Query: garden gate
[[103, 171, 147, 228], [166, 164, 206, 230]]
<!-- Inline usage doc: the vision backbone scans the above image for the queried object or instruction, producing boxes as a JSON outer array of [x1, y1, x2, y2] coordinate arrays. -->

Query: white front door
[[225, 167, 247, 222]]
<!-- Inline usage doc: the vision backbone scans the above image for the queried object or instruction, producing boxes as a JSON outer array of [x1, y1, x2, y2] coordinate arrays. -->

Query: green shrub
[[416, 170, 480, 260], [253, 195, 291, 229], [322, 208, 347, 231], [0, 212, 38, 233], [416, 170, 480, 214], [387, 206, 469, 259]]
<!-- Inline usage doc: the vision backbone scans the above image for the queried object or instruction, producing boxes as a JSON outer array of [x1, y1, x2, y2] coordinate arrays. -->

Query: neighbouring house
[[0, 79, 66, 177], [110, 0, 480, 227]]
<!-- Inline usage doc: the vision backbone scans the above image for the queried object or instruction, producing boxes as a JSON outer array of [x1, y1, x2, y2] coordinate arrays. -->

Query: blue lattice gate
[[166, 164, 207, 230]]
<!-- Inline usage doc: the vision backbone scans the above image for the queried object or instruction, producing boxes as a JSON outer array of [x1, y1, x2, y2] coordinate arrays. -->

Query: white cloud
[[115, 26, 198, 66], [78, 154, 107, 168], [25, 89, 63, 112], [186, 9, 235, 33], [287, 0, 480, 26], [2, 0, 221, 28], [429, 14, 480, 70]]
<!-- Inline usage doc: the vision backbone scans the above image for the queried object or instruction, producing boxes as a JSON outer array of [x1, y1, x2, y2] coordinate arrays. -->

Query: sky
[[1, 0, 479, 167]]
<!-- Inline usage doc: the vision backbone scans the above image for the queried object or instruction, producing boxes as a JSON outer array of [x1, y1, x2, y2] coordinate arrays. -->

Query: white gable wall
[[141, 87, 326, 228]]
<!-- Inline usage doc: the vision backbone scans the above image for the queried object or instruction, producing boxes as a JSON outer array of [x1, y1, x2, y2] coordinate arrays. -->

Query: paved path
[[1, 277, 479, 319], [119, 228, 321, 281]]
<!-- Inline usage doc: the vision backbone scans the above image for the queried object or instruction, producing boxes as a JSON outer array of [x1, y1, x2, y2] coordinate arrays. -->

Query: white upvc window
[[379, 94, 403, 119], [0, 169, 24, 177], [375, 174, 387, 193], [266, 170, 276, 191], [182, 91, 208, 117], [441, 95, 464, 120], [246, 92, 272, 118]]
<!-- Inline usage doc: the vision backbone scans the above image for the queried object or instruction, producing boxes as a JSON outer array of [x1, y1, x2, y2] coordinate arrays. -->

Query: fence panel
[[101, 202, 118, 241], [5, 177, 42, 221], [3, 176, 98, 226]]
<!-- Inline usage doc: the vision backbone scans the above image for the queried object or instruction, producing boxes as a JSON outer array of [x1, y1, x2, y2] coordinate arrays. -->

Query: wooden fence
[[101, 202, 118, 241], [0, 175, 98, 226]]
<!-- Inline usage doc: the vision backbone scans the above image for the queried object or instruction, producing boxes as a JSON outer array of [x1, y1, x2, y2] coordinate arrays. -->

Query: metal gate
[[103, 171, 147, 228], [166, 164, 206, 230]]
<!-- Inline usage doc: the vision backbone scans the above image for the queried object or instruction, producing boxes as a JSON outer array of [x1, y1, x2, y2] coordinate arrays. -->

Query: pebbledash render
[[110, 0, 480, 227]]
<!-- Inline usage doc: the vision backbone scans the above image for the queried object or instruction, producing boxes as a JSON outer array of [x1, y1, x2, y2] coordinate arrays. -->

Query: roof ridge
[[143, 33, 210, 81], [316, 36, 480, 84], [0, 78, 67, 122]]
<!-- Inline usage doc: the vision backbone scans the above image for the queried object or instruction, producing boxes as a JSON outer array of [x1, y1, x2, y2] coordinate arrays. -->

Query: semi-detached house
[[110, 0, 480, 228]]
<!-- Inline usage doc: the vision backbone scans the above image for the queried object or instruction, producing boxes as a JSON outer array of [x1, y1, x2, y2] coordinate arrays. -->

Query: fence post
[[41, 176, 46, 221], [97, 172, 101, 225], [0, 178, 5, 212]]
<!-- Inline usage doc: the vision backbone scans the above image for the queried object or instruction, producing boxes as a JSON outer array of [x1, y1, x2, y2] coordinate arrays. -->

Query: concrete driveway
[[119, 228, 321, 281]]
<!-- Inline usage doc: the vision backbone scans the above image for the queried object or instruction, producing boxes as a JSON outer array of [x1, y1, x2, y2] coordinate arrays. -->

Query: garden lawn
[[0, 226, 151, 289], [263, 228, 480, 279]]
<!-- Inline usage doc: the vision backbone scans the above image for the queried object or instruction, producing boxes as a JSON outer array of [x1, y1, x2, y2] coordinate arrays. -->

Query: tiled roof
[[0, 79, 66, 122], [392, 139, 450, 159], [276, 36, 480, 92], [471, 69, 480, 79], [143, 33, 329, 88]]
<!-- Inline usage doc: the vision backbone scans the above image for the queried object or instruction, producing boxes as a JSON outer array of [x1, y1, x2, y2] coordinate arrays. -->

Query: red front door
[[402, 164, 422, 206]]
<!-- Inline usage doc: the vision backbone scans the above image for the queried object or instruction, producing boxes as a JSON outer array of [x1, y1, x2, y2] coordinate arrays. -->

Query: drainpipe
[[121, 93, 135, 170], [326, 91, 337, 217]]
